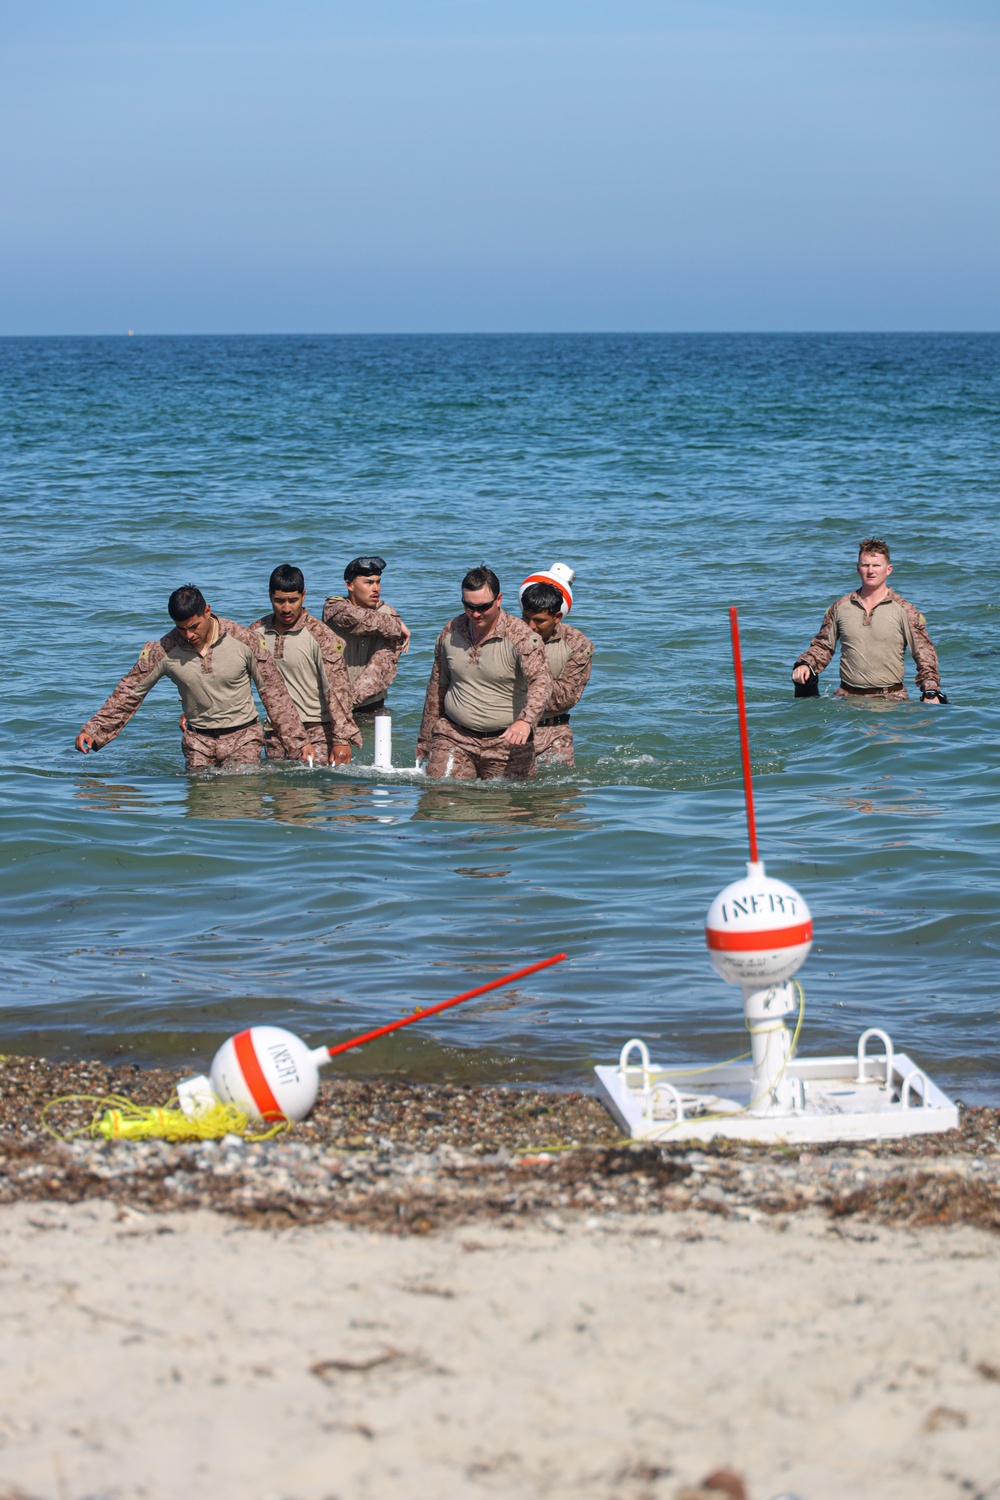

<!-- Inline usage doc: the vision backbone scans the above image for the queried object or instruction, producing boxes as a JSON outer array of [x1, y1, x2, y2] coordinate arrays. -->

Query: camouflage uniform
[[794, 589, 942, 702], [181, 721, 267, 771], [79, 616, 308, 771], [534, 622, 594, 766], [251, 610, 361, 763], [322, 596, 407, 713], [416, 611, 553, 780]]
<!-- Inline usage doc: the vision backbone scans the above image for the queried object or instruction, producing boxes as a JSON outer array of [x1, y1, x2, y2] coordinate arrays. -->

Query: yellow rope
[[641, 980, 807, 1133], [642, 1047, 751, 1082], [41, 1093, 289, 1143]]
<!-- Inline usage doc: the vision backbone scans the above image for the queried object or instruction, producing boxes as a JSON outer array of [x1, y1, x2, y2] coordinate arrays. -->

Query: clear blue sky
[[1, 0, 997, 333]]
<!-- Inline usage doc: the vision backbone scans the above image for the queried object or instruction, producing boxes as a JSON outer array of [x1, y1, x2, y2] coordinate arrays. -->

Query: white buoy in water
[[705, 861, 812, 1113], [373, 709, 392, 770]]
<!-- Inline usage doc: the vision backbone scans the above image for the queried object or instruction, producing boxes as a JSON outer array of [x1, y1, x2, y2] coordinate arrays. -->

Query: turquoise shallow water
[[2, 334, 998, 1098]]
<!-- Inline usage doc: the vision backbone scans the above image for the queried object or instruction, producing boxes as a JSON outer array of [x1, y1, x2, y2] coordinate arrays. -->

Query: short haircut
[[168, 585, 207, 622], [521, 581, 564, 615], [462, 565, 500, 598], [858, 537, 891, 562], [269, 563, 305, 595]]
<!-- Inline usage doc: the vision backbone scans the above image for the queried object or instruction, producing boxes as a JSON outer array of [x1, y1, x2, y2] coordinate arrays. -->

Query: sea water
[[1, 334, 998, 1099]]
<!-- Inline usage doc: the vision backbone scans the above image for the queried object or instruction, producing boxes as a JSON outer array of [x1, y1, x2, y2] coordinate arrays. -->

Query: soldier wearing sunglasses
[[416, 566, 553, 779], [322, 555, 411, 721]]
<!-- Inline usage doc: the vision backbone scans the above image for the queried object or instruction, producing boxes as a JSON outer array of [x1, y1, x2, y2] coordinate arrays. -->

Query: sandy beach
[[1, 1057, 999, 1498], [0, 1199, 997, 1500]]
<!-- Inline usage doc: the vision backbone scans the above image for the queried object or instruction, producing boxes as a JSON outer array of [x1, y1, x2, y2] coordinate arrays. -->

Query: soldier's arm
[[547, 633, 593, 714], [304, 617, 362, 748], [901, 602, 943, 700], [322, 596, 409, 646], [792, 602, 840, 681], [245, 643, 311, 756], [349, 640, 404, 707], [514, 628, 554, 730], [416, 634, 449, 762], [76, 640, 169, 751]]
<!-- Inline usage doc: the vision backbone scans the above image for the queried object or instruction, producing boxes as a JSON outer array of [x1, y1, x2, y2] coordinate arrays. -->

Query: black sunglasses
[[462, 596, 498, 615]]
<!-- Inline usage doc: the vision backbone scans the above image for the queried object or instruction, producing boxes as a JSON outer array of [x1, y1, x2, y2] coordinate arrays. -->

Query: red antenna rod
[[323, 952, 568, 1059], [728, 606, 759, 864]]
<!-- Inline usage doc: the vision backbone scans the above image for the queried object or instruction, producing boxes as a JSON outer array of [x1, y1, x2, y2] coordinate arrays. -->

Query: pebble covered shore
[[2, 1054, 998, 1234]]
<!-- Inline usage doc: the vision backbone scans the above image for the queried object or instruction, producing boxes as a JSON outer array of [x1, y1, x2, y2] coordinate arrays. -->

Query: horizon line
[[2, 328, 998, 339]]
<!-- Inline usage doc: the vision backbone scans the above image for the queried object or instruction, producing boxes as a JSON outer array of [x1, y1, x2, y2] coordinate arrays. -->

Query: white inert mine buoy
[[210, 1025, 328, 1122], [373, 709, 392, 770], [594, 606, 958, 1145], [177, 954, 567, 1124], [706, 861, 812, 1114]]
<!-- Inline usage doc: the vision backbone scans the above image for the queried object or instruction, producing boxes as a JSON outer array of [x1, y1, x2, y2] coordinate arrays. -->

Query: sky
[[1, 0, 997, 333]]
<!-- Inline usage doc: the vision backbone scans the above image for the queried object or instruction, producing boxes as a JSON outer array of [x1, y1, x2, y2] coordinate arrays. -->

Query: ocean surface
[[2, 334, 998, 1101]]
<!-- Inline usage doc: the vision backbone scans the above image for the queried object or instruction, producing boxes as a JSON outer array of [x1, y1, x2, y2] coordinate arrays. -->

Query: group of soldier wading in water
[[75, 537, 946, 781]]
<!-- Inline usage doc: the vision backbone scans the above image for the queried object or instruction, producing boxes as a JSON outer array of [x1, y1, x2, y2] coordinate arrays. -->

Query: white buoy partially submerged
[[595, 607, 957, 1145], [373, 709, 392, 770], [177, 953, 567, 1124]]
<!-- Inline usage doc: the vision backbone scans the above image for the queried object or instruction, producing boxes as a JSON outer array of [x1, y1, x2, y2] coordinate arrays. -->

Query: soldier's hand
[[791, 664, 813, 685], [179, 713, 187, 731], [399, 622, 411, 654], [332, 743, 351, 765], [502, 720, 532, 747], [75, 731, 93, 754], [299, 741, 318, 764]]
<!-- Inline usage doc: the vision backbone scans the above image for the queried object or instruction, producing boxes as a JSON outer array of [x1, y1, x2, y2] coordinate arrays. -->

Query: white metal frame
[[595, 1031, 959, 1144]]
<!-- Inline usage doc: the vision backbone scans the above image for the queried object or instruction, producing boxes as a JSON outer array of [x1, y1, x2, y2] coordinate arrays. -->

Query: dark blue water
[[2, 334, 998, 1098]]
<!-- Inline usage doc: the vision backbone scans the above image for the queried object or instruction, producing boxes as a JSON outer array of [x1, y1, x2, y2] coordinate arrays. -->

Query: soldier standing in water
[[322, 556, 411, 722], [792, 538, 945, 703], [252, 564, 361, 765], [416, 565, 552, 780], [75, 586, 314, 769], [518, 564, 593, 767]]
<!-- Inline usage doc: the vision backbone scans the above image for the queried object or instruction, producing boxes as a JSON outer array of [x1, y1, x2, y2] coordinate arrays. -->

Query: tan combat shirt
[[80, 617, 308, 752], [322, 596, 406, 710], [251, 611, 361, 747], [795, 589, 942, 695], [542, 622, 594, 718], [417, 610, 552, 755]]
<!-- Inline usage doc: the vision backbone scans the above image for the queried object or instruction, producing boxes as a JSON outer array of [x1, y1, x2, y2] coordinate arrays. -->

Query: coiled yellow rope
[[41, 1093, 289, 1143]]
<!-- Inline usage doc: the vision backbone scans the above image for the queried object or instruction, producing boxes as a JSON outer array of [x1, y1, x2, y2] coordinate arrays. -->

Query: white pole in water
[[373, 710, 392, 770]]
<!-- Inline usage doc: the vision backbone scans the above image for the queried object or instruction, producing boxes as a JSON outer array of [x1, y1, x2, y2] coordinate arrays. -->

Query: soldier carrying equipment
[[75, 586, 315, 770]]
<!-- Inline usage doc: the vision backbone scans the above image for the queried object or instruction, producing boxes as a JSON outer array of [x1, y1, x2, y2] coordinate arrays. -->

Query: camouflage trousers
[[264, 721, 345, 765], [534, 720, 575, 767], [181, 721, 265, 770], [425, 718, 536, 781]]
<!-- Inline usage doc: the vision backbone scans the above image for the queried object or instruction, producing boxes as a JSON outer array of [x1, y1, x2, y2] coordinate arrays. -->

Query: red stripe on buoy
[[705, 920, 813, 952], [232, 1030, 285, 1121]]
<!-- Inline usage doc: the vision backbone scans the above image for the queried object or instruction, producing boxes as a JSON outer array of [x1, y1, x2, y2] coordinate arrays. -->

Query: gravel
[[1, 1053, 998, 1234]]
